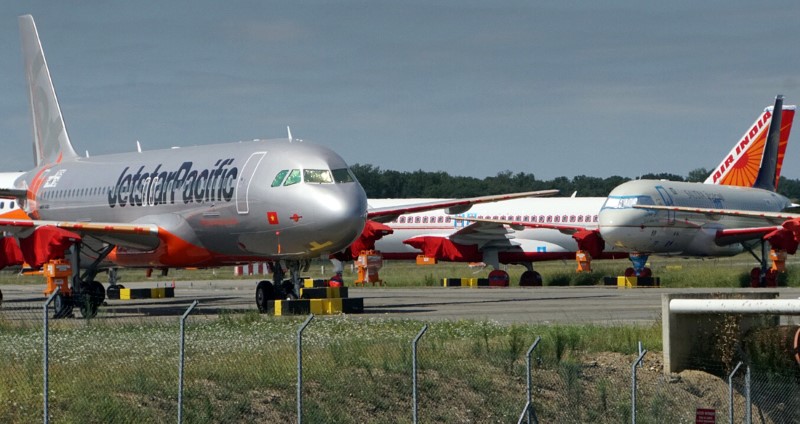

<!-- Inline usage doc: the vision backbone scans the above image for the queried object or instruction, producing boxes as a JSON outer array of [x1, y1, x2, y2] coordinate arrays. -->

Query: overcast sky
[[1, 1, 799, 180]]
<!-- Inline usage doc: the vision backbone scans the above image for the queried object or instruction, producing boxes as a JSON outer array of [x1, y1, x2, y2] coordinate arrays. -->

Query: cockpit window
[[276, 168, 356, 186], [304, 169, 334, 184], [602, 195, 656, 209], [332, 168, 355, 183], [283, 169, 302, 186], [271, 170, 289, 187]]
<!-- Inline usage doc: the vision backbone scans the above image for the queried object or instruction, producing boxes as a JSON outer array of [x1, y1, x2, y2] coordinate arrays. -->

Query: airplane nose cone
[[598, 208, 647, 250], [313, 183, 368, 252]]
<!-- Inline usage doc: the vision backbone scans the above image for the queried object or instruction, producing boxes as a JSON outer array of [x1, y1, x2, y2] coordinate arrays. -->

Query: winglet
[[18, 15, 79, 167], [752, 95, 784, 191]]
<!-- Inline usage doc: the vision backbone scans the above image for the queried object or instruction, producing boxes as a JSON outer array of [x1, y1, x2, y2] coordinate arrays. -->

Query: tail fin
[[704, 96, 795, 190], [18, 15, 78, 167]]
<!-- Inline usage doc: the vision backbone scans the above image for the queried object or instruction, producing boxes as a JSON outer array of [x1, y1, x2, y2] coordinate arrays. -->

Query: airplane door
[[235, 152, 266, 214], [655, 186, 675, 225]]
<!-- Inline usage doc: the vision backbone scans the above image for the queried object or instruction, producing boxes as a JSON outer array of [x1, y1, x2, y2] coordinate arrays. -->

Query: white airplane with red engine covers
[[364, 97, 796, 285]]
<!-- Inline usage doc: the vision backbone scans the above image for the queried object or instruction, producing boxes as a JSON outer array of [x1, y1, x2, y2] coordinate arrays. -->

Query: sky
[[1, 1, 799, 181]]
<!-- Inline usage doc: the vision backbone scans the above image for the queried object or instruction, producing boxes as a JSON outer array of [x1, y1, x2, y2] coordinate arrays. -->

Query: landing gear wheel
[[519, 270, 543, 287], [488, 269, 510, 287], [79, 300, 98, 319], [106, 284, 125, 299], [766, 269, 778, 288], [750, 267, 761, 288], [53, 293, 73, 319], [624, 267, 636, 277], [89, 281, 105, 307], [256, 280, 275, 313], [639, 267, 652, 278], [78, 281, 105, 319], [281, 281, 298, 300]]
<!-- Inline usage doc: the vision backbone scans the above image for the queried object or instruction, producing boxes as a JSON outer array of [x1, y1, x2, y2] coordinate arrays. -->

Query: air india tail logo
[[706, 109, 795, 189]]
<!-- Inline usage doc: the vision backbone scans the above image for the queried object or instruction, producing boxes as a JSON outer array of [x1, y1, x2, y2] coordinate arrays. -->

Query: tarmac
[[3, 279, 800, 324]]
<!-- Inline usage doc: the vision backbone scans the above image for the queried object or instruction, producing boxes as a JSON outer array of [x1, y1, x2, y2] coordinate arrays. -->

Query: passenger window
[[422, 216, 429, 224], [9, 202, 14, 209], [399, 217, 406, 224], [304, 169, 333, 184], [283, 169, 302, 186], [414, 217, 421, 223], [271, 170, 289, 187]]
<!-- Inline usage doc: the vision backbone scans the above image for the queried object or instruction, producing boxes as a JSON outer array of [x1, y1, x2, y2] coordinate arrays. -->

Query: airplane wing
[[632, 204, 795, 245], [448, 220, 519, 248], [367, 189, 559, 223], [459, 217, 587, 234], [451, 216, 606, 258], [631, 204, 795, 225], [0, 218, 160, 251]]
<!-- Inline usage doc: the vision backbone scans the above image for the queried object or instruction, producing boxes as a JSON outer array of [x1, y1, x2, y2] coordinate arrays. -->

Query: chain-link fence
[[1, 299, 799, 423]]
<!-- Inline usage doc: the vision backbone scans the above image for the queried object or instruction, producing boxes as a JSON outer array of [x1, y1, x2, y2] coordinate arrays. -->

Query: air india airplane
[[598, 95, 797, 286], [353, 97, 796, 286], [0, 16, 555, 318]]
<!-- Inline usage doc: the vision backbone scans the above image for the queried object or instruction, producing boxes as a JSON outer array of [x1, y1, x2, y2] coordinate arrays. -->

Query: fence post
[[43, 287, 60, 424], [745, 365, 751, 424], [412, 324, 428, 424], [177, 300, 198, 424], [525, 336, 541, 424], [297, 314, 314, 424], [728, 361, 743, 424], [631, 348, 647, 424]]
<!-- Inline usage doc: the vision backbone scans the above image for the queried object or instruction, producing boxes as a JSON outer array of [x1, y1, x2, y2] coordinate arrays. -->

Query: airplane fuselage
[[18, 139, 368, 267], [370, 197, 615, 262], [598, 179, 791, 256]]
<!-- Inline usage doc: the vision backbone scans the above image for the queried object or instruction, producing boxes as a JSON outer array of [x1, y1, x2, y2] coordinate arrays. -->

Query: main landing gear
[[105, 268, 125, 300], [624, 252, 652, 277], [519, 262, 543, 286], [50, 243, 114, 319], [255, 259, 310, 313], [744, 241, 785, 288]]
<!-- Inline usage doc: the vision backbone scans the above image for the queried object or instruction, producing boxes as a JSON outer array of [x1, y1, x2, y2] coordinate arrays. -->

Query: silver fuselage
[[18, 139, 367, 267], [598, 179, 790, 256]]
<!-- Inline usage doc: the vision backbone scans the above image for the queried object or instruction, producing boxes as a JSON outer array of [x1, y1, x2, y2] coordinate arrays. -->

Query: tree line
[[350, 164, 800, 200]]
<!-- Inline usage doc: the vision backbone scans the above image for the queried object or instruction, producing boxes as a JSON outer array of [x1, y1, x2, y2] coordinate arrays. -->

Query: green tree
[[686, 168, 710, 182]]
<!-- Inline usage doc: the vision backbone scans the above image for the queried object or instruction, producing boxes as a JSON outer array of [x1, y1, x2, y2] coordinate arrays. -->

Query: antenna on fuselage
[[287, 126, 293, 142], [85, 150, 89, 158], [136, 140, 142, 153]]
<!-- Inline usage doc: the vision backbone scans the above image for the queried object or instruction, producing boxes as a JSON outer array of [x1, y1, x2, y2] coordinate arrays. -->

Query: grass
[[1, 256, 799, 421], [0, 316, 666, 423], [1, 252, 800, 289]]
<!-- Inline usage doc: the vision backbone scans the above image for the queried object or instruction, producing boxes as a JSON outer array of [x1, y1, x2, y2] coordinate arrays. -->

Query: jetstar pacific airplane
[[598, 95, 797, 285], [0, 16, 556, 318], [357, 98, 795, 285]]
